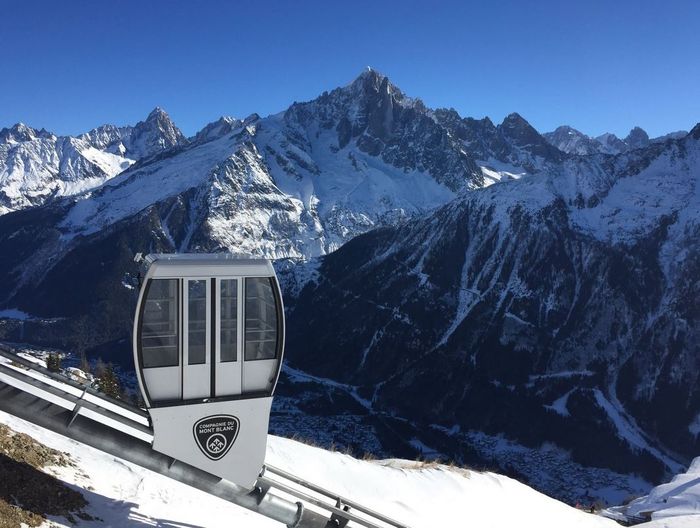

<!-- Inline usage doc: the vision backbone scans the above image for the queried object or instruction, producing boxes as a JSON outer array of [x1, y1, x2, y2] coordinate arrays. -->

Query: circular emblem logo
[[193, 415, 240, 461], [207, 433, 227, 454]]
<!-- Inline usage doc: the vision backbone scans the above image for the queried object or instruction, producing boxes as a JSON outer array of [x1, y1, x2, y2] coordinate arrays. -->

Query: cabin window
[[187, 280, 207, 365], [220, 279, 238, 362], [141, 279, 179, 368], [245, 277, 278, 361]]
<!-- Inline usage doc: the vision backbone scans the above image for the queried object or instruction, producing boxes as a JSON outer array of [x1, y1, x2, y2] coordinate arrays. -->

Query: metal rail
[[0, 346, 151, 436], [0, 344, 149, 422], [0, 346, 411, 528], [262, 465, 409, 528], [0, 353, 326, 527]]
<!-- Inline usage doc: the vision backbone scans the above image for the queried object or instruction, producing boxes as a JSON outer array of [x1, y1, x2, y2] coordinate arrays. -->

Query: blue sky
[[1, 0, 698, 138]]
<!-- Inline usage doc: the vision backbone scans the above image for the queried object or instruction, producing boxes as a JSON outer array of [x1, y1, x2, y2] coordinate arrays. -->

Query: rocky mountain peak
[[498, 112, 543, 144], [595, 132, 628, 154], [545, 125, 674, 156], [551, 125, 575, 134], [498, 113, 560, 161], [138, 107, 182, 136], [432, 107, 462, 126], [146, 106, 168, 120], [350, 67, 388, 89], [355, 66, 380, 81], [278, 71, 480, 191], [433, 110, 564, 171], [344, 68, 408, 109], [651, 130, 688, 143], [0, 123, 50, 143], [243, 113, 260, 126], [127, 107, 188, 159], [690, 122, 700, 140], [543, 126, 603, 156], [624, 126, 650, 149], [500, 112, 530, 129], [193, 116, 241, 144]]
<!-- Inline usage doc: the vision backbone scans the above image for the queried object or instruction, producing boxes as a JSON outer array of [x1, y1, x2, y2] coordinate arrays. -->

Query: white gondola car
[[133, 254, 284, 489]]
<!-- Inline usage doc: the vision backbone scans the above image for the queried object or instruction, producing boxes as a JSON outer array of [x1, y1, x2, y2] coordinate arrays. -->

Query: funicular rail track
[[260, 464, 409, 528], [0, 345, 409, 528]]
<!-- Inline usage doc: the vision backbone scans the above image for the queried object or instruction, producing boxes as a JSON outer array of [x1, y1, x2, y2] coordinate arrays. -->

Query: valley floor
[[272, 364, 656, 506]]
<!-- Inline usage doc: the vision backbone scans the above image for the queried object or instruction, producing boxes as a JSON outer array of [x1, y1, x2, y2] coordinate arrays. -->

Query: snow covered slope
[[0, 68, 580, 300], [606, 457, 700, 527], [286, 124, 700, 498], [0, 69, 561, 262], [0, 410, 615, 528], [56, 70, 483, 257], [0, 108, 187, 215], [0, 124, 131, 215], [77, 107, 188, 161], [0, 70, 495, 317]]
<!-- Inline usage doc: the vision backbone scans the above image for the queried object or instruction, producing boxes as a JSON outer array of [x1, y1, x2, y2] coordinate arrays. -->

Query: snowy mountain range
[[286, 120, 700, 498], [0, 69, 697, 505], [0, 108, 187, 215], [543, 125, 688, 156]]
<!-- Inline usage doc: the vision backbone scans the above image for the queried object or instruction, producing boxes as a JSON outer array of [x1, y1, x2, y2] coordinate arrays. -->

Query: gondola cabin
[[133, 254, 284, 488]]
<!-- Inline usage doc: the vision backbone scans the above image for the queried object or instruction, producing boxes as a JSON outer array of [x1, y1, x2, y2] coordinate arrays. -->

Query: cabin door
[[214, 278, 243, 397], [182, 278, 211, 400], [180, 277, 278, 400]]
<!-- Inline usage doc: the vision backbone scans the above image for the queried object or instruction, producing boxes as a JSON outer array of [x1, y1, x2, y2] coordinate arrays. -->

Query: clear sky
[[1, 0, 698, 138]]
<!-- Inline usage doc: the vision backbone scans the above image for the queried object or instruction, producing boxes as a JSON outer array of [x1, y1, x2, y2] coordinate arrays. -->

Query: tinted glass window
[[188, 280, 207, 365], [141, 279, 179, 368], [245, 278, 278, 361], [220, 279, 238, 362]]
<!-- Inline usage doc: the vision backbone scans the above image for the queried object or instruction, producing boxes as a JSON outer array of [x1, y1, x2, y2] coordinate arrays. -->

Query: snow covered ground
[[0, 410, 617, 528], [605, 457, 700, 527]]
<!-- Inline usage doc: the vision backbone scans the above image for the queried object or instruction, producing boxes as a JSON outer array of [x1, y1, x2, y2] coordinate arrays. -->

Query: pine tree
[[96, 360, 122, 399], [46, 353, 61, 373]]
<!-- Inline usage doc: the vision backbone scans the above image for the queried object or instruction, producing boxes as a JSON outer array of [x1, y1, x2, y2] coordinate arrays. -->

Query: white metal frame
[[183, 277, 211, 400], [133, 256, 282, 408], [215, 276, 243, 397]]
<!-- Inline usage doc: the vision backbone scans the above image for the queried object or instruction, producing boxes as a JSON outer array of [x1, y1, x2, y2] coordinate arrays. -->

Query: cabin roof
[[139, 253, 273, 276], [145, 253, 258, 265]]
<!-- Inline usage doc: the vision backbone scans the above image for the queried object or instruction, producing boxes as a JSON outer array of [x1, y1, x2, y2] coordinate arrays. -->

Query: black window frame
[[219, 278, 239, 363], [186, 279, 208, 366], [139, 278, 181, 369], [243, 277, 282, 362]]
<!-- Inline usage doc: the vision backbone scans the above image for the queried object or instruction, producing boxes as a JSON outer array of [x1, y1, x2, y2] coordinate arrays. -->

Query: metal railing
[[0, 345, 152, 441], [261, 464, 410, 528], [0, 344, 411, 528]]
